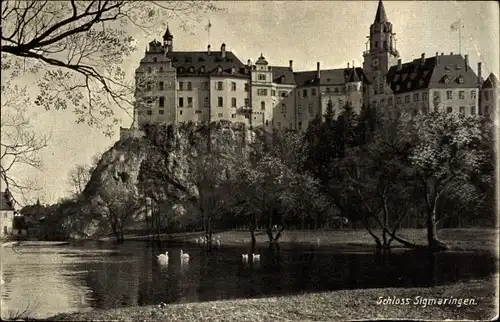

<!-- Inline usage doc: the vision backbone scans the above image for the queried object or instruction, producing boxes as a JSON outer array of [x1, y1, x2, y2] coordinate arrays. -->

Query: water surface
[[0, 241, 496, 319]]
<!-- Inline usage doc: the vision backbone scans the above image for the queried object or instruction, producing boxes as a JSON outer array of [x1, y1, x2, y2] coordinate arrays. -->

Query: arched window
[[261, 101, 265, 110]]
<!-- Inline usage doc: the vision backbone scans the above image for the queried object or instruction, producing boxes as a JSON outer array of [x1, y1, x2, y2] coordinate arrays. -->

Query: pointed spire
[[374, 0, 388, 23], [163, 25, 173, 41]]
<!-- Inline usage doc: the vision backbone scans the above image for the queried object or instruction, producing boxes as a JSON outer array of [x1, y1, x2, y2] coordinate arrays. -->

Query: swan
[[157, 251, 169, 264], [252, 253, 260, 261], [242, 254, 249, 260], [180, 249, 190, 261]]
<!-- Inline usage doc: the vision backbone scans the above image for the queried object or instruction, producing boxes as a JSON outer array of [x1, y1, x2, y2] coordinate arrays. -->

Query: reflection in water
[[0, 241, 496, 319]]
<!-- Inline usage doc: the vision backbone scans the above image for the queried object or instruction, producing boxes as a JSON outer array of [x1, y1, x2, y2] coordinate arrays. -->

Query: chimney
[[477, 62, 482, 84], [289, 60, 293, 71], [441, 52, 444, 56], [397, 58, 402, 71], [247, 59, 251, 67], [207, 45, 211, 55], [347, 62, 350, 69], [450, 51, 454, 55], [436, 52, 439, 63], [464, 54, 469, 71], [231, 67, 236, 74], [420, 53, 425, 66], [221, 43, 226, 59], [317, 62, 321, 79]]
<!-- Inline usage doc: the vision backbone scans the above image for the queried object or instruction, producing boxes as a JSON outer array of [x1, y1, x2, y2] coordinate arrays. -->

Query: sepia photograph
[[1, 1, 499, 321]]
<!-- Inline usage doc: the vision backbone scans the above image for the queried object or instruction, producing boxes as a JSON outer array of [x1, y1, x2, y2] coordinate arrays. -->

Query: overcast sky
[[5, 0, 499, 204]]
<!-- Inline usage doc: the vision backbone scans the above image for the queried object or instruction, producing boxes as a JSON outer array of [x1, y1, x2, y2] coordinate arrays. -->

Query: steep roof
[[165, 51, 248, 78], [386, 54, 479, 94], [482, 73, 499, 89], [374, 0, 388, 23], [271, 66, 296, 85], [0, 189, 14, 211], [294, 67, 367, 87], [163, 27, 173, 40]]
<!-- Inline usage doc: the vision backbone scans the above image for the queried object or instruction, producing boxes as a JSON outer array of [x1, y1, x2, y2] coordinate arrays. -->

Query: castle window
[[446, 91, 452, 99], [261, 101, 265, 110], [153, 57, 157, 62], [218, 113, 223, 117], [187, 82, 192, 91], [179, 97, 184, 107], [458, 76, 464, 84], [159, 109, 164, 115], [218, 97, 223, 107], [146, 82, 152, 91], [244, 98, 249, 106], [413, 93, 419, 102], [200, 66, 206, 73], [257, 89, 268, 96], [471, 91, 476, 100], [280, 91, 287, 97], [375, 41, 379, 48], [159, 81, 164, 90], [231, 82, 236, 91], [388, 97, 393, 106], [281, 104, 287, 114], [484, 105, 489, 115], [159, 67, 164, 73], [258, 74, 266, 81], [188, 66, 194, 73], [159, 97, 165, 107], [202, 82, 209, 90], [459, 91, 465, 99], [396, 96, 401, 104], [217, 81, 223, 90], [422, 92, 428, 100], [470, 106, 476, 115], [405, 95, 410, 103], [298, 122, 302, 130], [217, 66, 223, 73], [179, 110, 183, 115], [147, 110, 152, 115], [244, 83, 249, 92], [232, 97, 237, 107], [446, 106, 453, 113], [265, 120, 269, 126], [326, 87, 331, 93], [196, 110, 202, 114], [204, 97, 209, 108], [444, 77, 450, 84], [459, 106, 465, 116], [434, 91, 440, 99], [312, 88, 316, 96], [148, 67, 152, 73], [272, 90, 276, 96], [187, 97, 193, 107], [303, 89, 307, 97], [179, 82, 184, 91], [232, 114, 236, 119], [297, 105, 302, 114], [308, 103, 314, 114]]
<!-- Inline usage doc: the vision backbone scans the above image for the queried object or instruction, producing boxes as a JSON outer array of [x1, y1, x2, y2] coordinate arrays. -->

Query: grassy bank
[[43, 273, 498, 321], [101, 228, 498, 253]]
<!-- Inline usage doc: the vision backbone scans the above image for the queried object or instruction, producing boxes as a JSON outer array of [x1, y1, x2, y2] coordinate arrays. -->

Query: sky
[[2, 0, 499, 205]]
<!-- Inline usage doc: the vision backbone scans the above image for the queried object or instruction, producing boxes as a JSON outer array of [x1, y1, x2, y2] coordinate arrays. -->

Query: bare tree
[[67, 152, 102, 196], [0, 79, 50, 202], [1, 1, 224, 135]]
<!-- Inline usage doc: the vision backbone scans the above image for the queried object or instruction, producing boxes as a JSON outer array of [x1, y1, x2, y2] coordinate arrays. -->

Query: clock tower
[[363, 0, 399, 104]]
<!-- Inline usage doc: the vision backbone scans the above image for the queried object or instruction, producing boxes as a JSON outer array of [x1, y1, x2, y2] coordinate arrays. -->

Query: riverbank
[[42, 273, 499, 321], [99, 228, 498, 253]]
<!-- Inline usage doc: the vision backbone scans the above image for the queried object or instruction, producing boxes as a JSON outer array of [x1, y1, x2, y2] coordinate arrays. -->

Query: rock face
[[70, 122, 259, 239]]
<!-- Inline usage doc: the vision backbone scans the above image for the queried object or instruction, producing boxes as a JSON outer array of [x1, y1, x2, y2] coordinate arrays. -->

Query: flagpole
[[459, 18, 462, 55]]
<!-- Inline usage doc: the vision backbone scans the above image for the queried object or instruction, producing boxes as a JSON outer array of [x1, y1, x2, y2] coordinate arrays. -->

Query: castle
[[121, 0, 498, 138]]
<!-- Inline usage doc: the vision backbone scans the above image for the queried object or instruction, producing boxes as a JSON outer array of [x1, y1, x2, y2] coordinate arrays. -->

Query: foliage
[[0, 78, 50, 202]]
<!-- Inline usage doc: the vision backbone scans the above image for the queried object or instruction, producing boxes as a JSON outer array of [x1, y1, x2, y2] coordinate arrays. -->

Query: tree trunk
[[425, 178, 449, 252]]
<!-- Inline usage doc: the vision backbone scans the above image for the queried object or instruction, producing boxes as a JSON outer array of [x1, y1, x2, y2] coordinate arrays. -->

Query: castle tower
[[363, 0, 399, 103], [163, 26, 173, 53]]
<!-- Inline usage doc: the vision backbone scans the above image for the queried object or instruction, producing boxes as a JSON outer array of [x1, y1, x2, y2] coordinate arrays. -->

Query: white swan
[[252, 253, 260, 261], [242, 254, 249, 261], [157, 251, 169, 265], [180, 249, 190, 261]]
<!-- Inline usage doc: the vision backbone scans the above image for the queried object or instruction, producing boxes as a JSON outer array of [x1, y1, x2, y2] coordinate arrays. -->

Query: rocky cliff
[[70, 121, 260, 239]]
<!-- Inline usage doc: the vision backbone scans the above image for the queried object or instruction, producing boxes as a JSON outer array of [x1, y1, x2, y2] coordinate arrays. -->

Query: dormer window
[[281, 75, 285, 83], [188, 66, 194, 73], [200, 66, 206, 73], [178, 67, 184, 73], [457, 76, 464, 84], [395, 85, 400, 91], [444, 76, 450, 84], [217, 66, 223, 73], [419, 79, 424, 87]]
